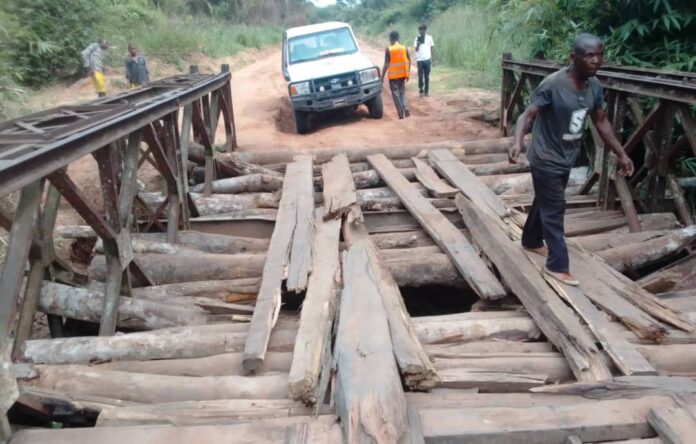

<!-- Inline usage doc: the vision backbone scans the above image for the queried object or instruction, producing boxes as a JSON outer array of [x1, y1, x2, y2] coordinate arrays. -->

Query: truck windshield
[[288, 27, 357, 64]]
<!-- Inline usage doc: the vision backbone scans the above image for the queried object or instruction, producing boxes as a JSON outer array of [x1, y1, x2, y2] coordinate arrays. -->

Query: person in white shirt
[[414, 24, 435, 97]]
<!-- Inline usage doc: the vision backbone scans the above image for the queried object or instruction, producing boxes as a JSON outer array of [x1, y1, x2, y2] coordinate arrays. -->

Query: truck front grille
[[313, 72, 358, 93]]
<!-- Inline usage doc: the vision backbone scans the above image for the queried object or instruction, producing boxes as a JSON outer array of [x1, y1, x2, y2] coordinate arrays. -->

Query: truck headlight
[[289, 81, 311, 97], [359, 67, 379, 84]]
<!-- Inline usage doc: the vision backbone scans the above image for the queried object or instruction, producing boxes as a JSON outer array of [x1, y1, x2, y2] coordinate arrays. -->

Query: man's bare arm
[[508, 104, 541, 163]]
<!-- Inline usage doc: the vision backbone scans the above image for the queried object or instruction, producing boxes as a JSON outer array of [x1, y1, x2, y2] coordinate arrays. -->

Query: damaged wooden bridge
[[1, 62, 696, 443]]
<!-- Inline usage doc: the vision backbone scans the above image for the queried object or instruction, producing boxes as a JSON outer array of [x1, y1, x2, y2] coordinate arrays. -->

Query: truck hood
[[287, 52, 376, 83]]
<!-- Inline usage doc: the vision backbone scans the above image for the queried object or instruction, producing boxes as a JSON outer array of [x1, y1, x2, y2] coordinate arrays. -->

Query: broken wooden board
[[531, 376, 696, 399], [456, 194, 613, 382], [648, 405, 696, 444], [411, 157, 458, 198], [288, 208, 341, 405], [321, 153, 358, 220], [368, 153, 506, 300], [335, 242, 408, 443], [429, 148, 509, 217], [243, 155, 312, 373], [286, 156, 314, 292]]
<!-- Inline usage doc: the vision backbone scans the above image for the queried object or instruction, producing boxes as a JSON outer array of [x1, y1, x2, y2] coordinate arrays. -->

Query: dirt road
[[230, 45, 499, 151]]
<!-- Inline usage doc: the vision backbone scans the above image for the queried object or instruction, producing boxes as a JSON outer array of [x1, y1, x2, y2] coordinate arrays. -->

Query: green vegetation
[[310, 0, 695, 90], [0, 0, 298, 118]]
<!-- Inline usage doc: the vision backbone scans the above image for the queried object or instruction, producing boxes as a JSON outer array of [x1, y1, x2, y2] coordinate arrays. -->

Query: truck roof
[[286, 21, 351, 39]]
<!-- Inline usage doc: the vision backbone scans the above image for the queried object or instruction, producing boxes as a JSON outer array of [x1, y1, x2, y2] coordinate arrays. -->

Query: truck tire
[[294, 110, 310, 134], [366, 94, 383, 119]]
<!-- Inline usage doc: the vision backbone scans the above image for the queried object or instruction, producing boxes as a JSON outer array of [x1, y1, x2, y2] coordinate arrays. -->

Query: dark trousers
[[417, 60, 431, 94], [521, 167, 571, 273], [389, 78, 408, 118]]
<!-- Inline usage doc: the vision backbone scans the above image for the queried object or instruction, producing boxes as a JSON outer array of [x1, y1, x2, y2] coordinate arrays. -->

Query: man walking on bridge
[[381, 31, 411, 120], [414, 24, 435, 97], [81, 39, 109, 98], [508, 33, 634, 286]]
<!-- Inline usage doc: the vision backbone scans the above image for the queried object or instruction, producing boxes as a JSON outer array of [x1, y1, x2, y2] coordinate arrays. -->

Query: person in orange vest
[[381, 30, 411, 119]]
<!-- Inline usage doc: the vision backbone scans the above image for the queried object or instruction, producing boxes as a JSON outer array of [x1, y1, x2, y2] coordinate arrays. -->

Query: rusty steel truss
[[500, 55, 696, 228], [0, 66, 237, 358]]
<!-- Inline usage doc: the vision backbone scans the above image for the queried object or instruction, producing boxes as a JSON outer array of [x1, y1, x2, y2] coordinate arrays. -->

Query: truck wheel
[[366, 95, 383, 119], [294, 110, 310, 134]]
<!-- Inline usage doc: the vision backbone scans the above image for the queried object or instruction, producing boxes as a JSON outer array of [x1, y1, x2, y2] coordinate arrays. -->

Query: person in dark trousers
[[125, 44, 149, 88], [381, 30, 411, 119], [414, 24, 435, 97], [508, 33, 634, 286]]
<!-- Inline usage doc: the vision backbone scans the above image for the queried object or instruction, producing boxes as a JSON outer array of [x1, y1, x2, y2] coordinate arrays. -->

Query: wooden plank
[[335, 240, 408, 443], [420, 396, 673, 444], [436, 368, 548, 392], [411, 157, 458, 198], [368, 154, 505, 300], [321, 154, 358, 220], [288, 209, 341, 404], [647, 406, 696, 444], [285, 156, 314, 292], [525, 252, 657, 376], [456, 194, 613, 382], [243, 156, 311, 372]]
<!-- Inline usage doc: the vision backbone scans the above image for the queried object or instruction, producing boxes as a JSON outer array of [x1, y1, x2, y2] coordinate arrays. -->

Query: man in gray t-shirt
[[508, 33, 634, 286]]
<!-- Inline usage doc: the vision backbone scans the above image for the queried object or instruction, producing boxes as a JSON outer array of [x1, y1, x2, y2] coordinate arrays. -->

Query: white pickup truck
[[282, 21, 383, 134]]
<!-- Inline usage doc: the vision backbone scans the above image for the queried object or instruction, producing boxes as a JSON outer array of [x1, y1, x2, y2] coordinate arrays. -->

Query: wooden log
[[95, 238, 209, 256], [457, 195, 613, 381], [131, 279, 260, 299], [335, 240, 408, 443], [232, 137, 515, 164], [288, 209, 341, 404], [639, 253, 696, 294], [99, 352, 293, 376], [573, 230, 670, 253], [351, 167, 416, 190], [419, 396, 673, 443], [214, 152, 284, 178], [54, 225, 98, 239], [139, 192, 279, 216], [432, 353, 574, 384], [368, 154, 505, 300], [412, 157, 458, 198], [12, 413, 341, 444], [531, 375, 696, 398], [22, 365, 290, 403], [343, 209, 438, 391], [38, 282, 208, 330], [136, 231, 270, 255], [190, 173, 283, 193], [648, 405, 696, 444], [413, 312, 540, 344], [91, 250, 468, 288], [368, 230, 436, 249], [321, 154, 358, 219], [96, 399, 331, 427], [20, 323, 298, 365], [597, 227, 696, 272], [405, 390, 594, 409], [609, 213, 681, 234]]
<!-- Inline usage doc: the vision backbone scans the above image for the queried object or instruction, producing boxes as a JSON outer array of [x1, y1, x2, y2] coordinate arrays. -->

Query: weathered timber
[[21, 365, 290, 403], [419, 396, 673, 443], [431, 352, 575, 383], [639, 253, 696, 294], [95, 238, 209, 256], [288, 209, 341, 404], [609, 213, 681, 234], [20, 323, 298, 365], [190, 173, 283, 193], [243, 155, 309, 373], [428, 149, 508, 217], [368, 154, 506, 300], [405, 390, 595, 409], [321, 154, 358, 219], [436, 368, 549, 392], [11, 413, 341, 444], [648, 405, 696, 444], [139, 191, 279, 216], [96, 399, 332, 427], [411, 157, 458, 198], [136, 231, 270, 254], [573, 230, 670, 252], [232, 137, 514, 164], [131, 279, 260, 299], [335, 242, 408, 443], [214, 152, 284, 178], [457, 194, 613, 381], [343, 209, 438, 391], [531, 375, 696, 398], [99, 352, 292, 376], [413, 312, 540, 344], [285, 156, 315, 292], [598, 226, 696, 272], [351, 167, 416, 189], [37, 282, 209, 330]]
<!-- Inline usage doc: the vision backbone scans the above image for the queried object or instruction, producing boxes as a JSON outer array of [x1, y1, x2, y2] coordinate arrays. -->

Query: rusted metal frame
[[598, 92, 626, 209], [667, 174, 694, 226], [137, 146, 159, 170], [678, 104, 696, 158], [500, 53, 514, 136], [614, 176, 642, 232], [595, 92, 615, 207], [623, 101, 663, 155], [0, 71, 230, 195], [216, 89, 234, 153], [209, 91, 220, 146], [649, 102, 678, 212], [93, 144, 122, 227], [179, 104, 193, 229], [0, 180, 43, 339], [202, 94, 213, 146], [503, 72, 528, 136], [221, 64, 237, 150], [135, 195, 167, 232], [161, 112, 185, 242], [192, 98, 215, 196], [12, 184, 61, 358], [143, 123, 178, 192]]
